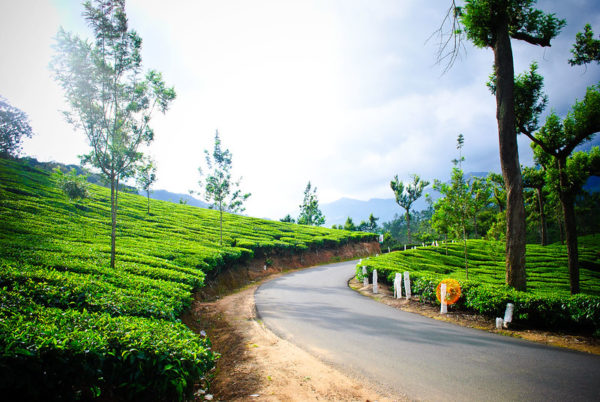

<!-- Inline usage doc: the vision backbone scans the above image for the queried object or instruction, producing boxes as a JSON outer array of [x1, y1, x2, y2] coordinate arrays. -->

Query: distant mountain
[[321, 171, 490, 226], [142, 189, 209, 209]]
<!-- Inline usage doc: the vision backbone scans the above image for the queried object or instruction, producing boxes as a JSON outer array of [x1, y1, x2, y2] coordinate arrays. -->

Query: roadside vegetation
[[0, 158, 375, 400], [357, 237, 600, 335]]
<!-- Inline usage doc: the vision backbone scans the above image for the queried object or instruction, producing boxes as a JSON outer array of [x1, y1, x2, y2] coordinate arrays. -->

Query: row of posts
[[360, 265, 411, 300], [360, 258, 515, 327]]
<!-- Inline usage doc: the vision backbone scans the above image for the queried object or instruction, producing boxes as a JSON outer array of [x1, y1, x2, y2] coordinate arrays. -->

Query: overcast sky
[[1, 0, 599, 220]]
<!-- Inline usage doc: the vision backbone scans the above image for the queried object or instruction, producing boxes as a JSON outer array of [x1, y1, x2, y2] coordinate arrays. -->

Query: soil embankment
[[182, 241, 396, 401], [197, 241, 381, 300]]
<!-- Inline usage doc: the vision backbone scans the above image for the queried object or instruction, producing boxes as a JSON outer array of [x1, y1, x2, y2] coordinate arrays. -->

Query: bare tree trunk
[[536, 187, 547, 246], [445, 233, 448, 255], [219, 201, 223, 247], [463, 226, 469, 279], [494, 18, 527, 291], [406, 210, 411, 244], [558, 158, 579, 294], [110, 173, 118, 269]]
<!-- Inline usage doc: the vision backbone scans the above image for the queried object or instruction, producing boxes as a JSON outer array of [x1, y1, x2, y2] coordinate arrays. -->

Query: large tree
[[297, 181, 325, 226], [531, 85, 600, 294], [0, 96, 33, 157], [438, 0, 565, 290], [390, 174, 429, 244], [52, 0, 176, 268], [198, 130, 251, 246]]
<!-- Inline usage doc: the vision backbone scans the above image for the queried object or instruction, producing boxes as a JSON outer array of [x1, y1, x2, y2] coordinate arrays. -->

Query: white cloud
[[1, 0, 599, 221]]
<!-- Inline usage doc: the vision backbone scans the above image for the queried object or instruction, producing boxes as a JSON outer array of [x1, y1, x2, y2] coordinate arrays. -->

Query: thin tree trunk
[[445, 233, 448, 255], [558, 158, 579, 294], [406, 210, 411, 244], [219, 201, 223, 247], [536, 187, 547, 246], [110, 173, 118, 269], [494, 18, 527, 291], [463, 226, 468, 279]]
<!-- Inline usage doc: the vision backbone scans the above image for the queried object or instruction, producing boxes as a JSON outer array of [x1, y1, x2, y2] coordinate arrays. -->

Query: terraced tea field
[[0, 158, 375, 400], [363, 238, 600, 296], [359, 238, 600, 332]]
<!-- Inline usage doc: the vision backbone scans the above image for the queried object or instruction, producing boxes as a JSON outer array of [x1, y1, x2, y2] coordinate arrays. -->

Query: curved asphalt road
[[255, 260, 600, 401]]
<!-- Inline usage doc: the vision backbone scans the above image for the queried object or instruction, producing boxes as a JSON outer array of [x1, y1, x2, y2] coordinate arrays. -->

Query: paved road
[[255, 260, 600, 401]]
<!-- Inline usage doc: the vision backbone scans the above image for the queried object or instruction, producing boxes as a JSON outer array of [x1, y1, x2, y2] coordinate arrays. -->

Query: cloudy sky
[[1, 0, 599, 220]]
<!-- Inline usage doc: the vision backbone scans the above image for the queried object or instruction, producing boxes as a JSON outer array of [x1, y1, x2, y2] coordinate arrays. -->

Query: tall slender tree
[[297, 181, 325, 226], [522, 165, 548, 245], [436, 0, 566, 290], [531, 85, 600, 294], [198, 130, 251, 246], [135, 156, 157, 214], [52, 0, 176, 268], [390, 174, 429, 244]]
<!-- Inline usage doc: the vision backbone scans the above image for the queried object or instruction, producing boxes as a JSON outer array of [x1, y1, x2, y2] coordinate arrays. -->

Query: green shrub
[[0, 292, 215, 401], [358, 240, 600, 333]]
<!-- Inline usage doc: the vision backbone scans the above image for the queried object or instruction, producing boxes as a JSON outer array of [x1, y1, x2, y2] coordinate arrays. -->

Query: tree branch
[[511, 32, 552, 47]]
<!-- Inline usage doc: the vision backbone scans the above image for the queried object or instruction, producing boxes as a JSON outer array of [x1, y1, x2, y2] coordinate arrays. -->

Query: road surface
[[255, 260, 600, 401]]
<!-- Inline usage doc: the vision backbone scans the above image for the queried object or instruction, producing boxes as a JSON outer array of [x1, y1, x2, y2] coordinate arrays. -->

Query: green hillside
[[0, 158, 375, 400]]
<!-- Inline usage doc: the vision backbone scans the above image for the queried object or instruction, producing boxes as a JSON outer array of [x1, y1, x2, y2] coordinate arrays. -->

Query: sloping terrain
[[0, 158, 375, 400]]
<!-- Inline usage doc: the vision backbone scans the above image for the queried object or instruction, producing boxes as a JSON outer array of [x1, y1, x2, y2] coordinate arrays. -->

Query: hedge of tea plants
[[0, 158, 376, 400], [357, 238, 600, 334]]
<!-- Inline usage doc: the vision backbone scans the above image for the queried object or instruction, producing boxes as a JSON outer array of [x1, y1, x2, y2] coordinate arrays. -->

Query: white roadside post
[[440, 283, 448, 314], [362, 266, 368, 287], [394, 273, 402, 299], [404, 244, 406, 251], [403, 271, 411, 300], [388, 247, 391, 253], [503, 303, 514, 328], [496, 317, 504, 329], [372, 269, 378, 294]]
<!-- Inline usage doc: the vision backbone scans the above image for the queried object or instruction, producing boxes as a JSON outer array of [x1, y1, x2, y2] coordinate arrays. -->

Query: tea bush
[[0, 158, 376, 400], [358, 238, 600, 333]]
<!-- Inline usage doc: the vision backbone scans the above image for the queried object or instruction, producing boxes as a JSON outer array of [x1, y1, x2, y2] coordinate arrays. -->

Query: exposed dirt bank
[[196, 241, 381, 300], [349, 278, 600, 356], [185, 283, 399, 401]]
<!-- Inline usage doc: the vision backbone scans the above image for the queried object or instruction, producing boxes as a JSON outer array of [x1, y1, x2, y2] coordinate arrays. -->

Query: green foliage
[[0, 158, 376, 399], [297, 181, 325, 226], [358, 236, 600, 332], [459, 0, 566, 49], [569, 24, 600, 66], [52, 167, 89, 201], [280, 214, 295, 223], [198, 130, 251, 245], [0, 96, 34, 157], [136, 156, 157, 213], [0, 300, 214, 401], [390, 174, 429, 243], [51, 0, 176, 269]]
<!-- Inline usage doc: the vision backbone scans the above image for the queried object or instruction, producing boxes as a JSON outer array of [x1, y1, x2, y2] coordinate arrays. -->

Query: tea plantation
[[0, 158, 376, 400], [358, 238, 600, 333]]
